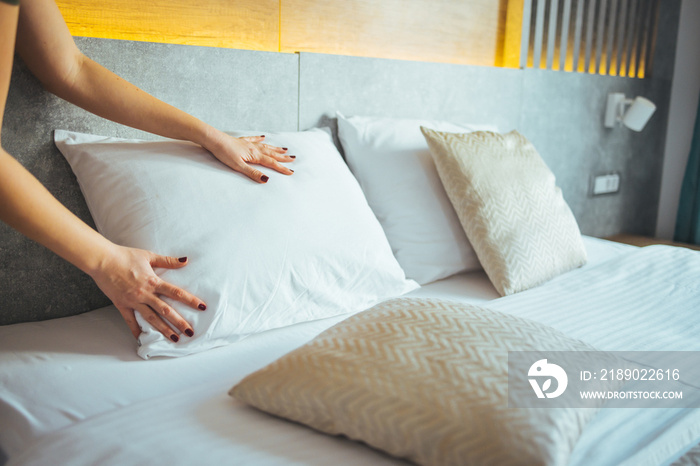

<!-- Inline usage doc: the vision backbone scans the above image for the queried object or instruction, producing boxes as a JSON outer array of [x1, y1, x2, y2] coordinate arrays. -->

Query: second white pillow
[[337, 113, 499, 285]]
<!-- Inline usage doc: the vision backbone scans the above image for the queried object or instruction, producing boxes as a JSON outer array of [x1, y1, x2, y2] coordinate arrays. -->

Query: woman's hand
[[206, 134, 296, 183], [89, 244, 207, 342], [16, 0, 296, 185]]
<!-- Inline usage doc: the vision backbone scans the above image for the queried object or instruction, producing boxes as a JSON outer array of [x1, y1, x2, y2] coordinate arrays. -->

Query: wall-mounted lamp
[[604, 93, 656, 131]]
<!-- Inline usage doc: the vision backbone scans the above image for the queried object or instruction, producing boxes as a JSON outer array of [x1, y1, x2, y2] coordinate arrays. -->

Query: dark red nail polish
[[259, 135, 265, 138], [185, 329, 194, 337], [261, 175, 269, 183], [170, 334, 179, 343], [178, 257, 187, 263], [290, 155, 296, 159], [282, 147, 288, 151], [198, 303, 207, 311], [290, 169, 294, 173]]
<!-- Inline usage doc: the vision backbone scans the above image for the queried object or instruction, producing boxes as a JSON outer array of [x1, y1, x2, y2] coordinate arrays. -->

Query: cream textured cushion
[[420, 128, 587, 296], [231, 297, 600, 466]]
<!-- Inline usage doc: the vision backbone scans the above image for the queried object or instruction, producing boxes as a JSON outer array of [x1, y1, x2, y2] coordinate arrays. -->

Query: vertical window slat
[[583, 0, 597, 73], [615, 0, 628, 76], [546, 0, 560, 69], [518, 0, 656, 79], [572, 0, 585, 72], [520, 0, 534, 69], [629, 0, 644, 76], [594, 0, 608, 74], [605, 0, 618, 75], [533, 0, 547, 69], [635, 0, 651, 78], [624, 0, 638, 77], [559, 0, 573, 71]]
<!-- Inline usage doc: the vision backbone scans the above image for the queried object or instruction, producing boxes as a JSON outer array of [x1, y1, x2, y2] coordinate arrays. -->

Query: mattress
[[2, 236, 697, 465]]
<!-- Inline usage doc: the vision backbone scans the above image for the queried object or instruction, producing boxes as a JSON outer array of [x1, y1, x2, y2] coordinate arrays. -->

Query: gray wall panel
[[1, 38, 298, 325], [518, 70, 662, 237], [298, 53, 523, 143], [74, 39, 299, 135], [299, 52, 672, 239]]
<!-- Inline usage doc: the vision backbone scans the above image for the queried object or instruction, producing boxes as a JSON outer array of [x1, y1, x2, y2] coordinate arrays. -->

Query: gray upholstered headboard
[[1, 37, 673, 325], [1, 38, 298, 325]]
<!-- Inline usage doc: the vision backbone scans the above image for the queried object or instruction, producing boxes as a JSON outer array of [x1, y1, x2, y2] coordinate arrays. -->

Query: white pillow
[[336, 113, 499, 285], [54, 128, 418, 359]]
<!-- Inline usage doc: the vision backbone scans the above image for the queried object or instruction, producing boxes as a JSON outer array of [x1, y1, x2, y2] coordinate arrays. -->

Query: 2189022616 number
[[600, 368, 680, 381]]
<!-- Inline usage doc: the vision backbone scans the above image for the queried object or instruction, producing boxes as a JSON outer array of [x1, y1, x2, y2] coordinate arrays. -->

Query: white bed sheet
[[486, 243, 700, 466], [9, 236, 695, 466]]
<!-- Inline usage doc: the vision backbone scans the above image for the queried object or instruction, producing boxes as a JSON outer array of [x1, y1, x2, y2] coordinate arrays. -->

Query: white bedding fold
[[488, 245, 700, 351], [7, 382, 404, 466]]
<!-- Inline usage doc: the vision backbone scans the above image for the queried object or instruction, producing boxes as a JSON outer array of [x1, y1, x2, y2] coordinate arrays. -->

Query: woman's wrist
[[75, 233, 119, 279], [197, 123, 230, 154]]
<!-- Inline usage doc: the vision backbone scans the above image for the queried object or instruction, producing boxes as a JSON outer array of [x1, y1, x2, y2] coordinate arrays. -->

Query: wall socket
[[591, 172, 621, 196]]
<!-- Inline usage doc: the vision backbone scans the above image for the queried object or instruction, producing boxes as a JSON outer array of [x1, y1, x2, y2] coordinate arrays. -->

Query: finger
[[145, 295, 195, 338], [268, 153, 296, 163], [234, 161, 269, 183], [151, 254, 189, 270], [258, 156, 294, 176], [157, 280, 207, 313], [262, 143, 288, 155], [239, 135, 266, 143], [135, 303, 181, 343], [264, 147, 296, 162], [116, 305, 142, 339]]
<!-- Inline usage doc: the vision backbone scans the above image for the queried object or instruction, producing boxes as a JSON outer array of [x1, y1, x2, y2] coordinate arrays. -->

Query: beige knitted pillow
[[231, 298, 601, 466], [421, 128, 587, 295]]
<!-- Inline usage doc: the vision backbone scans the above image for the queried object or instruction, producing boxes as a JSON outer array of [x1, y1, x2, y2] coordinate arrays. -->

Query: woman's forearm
[[56, 55, 227, 151], [14, 0, 226, 152], [1, 2, 110, 280], [14, 0, 292, 187], [0, 150, 113, 276]]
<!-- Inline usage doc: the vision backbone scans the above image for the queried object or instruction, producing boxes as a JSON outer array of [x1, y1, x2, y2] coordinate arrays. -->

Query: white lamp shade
[[623, 96, 656, 131]]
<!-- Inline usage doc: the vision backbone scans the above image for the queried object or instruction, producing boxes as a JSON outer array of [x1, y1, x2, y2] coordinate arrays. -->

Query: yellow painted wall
[[57, 0, 507, 66]]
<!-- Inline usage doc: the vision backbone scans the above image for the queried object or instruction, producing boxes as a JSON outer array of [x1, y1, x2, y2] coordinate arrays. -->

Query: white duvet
[[2, 238, 700, 465]]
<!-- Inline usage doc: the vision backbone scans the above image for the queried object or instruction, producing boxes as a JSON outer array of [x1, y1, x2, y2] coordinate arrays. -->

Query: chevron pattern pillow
[[421, 128, 587, 296], [230, 298, 600, 466]]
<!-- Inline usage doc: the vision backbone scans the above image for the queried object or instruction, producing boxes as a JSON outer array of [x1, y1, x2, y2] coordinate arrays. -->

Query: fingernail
[[178, 256, 187, 263], [198, 303, 207, 311], [185, 329, 194, 337], [170, 334, 179, 343], [289, 155, 296, 159], [290, 169, 294, 173], [261, 175, 269, 183], [259, 135, 265, 138], [282, 147, 288, 151]]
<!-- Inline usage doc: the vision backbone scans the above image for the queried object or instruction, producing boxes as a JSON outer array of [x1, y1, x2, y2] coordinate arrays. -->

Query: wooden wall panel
[[280, 0, 507, 66], [57, 0, 506, 65], [56, 0, 279, 51]]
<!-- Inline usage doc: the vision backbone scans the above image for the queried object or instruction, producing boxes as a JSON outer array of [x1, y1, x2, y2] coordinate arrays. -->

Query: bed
[[1, 37, 699, 466]]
